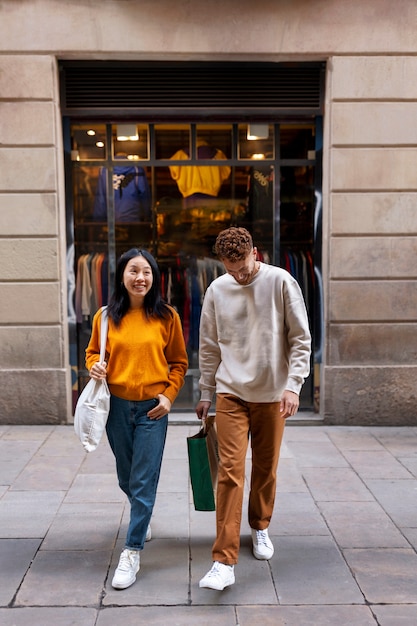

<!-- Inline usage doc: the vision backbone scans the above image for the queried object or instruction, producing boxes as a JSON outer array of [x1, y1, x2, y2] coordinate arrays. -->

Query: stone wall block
[[0, 327, 62, 368], [0, 55, 54, 99], [0, 102, 56, 145], [0, 283, 60, 324], [0, 148, 56, 191], [332, 148, 417, 191], [329, 281, 417, 321], [0, 194, 57, 236], [323, 366, 417, 425], [1, 2, 417, 54], [331, 193, 417, 235], [0, 239, 58, 280], [0, 369, 67, 424], [330, 237, 417, 278], [332, 56, 417, 99], [332, 102, 417, 146], [328, 324, 417, 365]]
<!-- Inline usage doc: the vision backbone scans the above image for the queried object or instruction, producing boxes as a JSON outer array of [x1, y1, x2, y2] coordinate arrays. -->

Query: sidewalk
[[0, 420, 416, 625]]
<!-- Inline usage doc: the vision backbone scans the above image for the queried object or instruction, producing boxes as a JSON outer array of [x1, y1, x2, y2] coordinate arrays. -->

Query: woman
[[86, 248, 188, 590]]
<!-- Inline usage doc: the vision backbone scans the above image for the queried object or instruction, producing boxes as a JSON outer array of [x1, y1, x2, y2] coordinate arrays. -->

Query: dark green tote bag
[[187, 417, 218, 511]]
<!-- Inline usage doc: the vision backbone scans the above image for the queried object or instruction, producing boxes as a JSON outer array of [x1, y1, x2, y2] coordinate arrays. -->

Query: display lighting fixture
[[86, 129, 96, 136], [247, 124, 269, 140], [96, 141, 104, 148], [117, 124, 139, 141]]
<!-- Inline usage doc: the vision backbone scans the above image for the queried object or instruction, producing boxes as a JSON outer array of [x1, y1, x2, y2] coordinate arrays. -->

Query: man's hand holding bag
[[187, 416, 218, 511]]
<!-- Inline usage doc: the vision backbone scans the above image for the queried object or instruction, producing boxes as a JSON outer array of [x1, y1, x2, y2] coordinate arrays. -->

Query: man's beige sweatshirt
[[199, 262, 312, 403]]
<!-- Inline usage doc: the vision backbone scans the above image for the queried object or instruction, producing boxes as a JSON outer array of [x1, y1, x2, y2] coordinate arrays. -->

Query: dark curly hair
[[213, 227, 253, 262]]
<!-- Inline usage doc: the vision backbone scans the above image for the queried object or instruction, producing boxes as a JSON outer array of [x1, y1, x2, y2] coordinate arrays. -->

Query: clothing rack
[[75, 252, 109, 324]]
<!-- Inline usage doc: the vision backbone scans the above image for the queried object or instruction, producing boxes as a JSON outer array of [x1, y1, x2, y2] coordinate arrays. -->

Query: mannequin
[[93, 155, 151, 222]]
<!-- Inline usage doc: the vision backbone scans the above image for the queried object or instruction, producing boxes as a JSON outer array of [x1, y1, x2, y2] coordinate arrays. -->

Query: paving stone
[[401, 527, 417, 549], [372, 428, 417, 456], [192, 549, 278, 606], [152, 492, 190, 538], [326, 427, 384, 451], [10, 454, 84, 491], [318, 500, 410, 548], [159, 457, 189, 492], [275, 457, 309, 493], [103, 538, 189, 606], [269, 492, 330, 536], [237, 605, 377, 625], [1, 426, 55, 441], [15, 550, 111, 606], [398, 456, 417, 478], [97, 605, 236, 625], [284, 427, 333, 443], [164, 424, 192, 459], [41, 502, 124, 551], [285, 441, 349, 468], [371, 604, 417, 625], [344, 547, 417, 604], [0, 539, 41, 606], [270, 535, 364, 605], [346, 449, 413, 480], [0, 440, 42, 485], [363, 478, 417, 527], [78, 445, 117, 474], [0, 607, 97, 626], [64, 473, 124, 504], [0, 491, 64, 538], [301, 467, 374, 501], [36, 426, 86, 458]]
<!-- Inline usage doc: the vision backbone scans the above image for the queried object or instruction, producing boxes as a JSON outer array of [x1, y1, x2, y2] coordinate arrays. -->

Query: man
[[196, 227, 311, 591]]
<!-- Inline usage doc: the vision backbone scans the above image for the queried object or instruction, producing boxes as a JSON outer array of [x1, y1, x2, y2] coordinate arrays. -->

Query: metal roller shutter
[[59, 60, 325, 119]]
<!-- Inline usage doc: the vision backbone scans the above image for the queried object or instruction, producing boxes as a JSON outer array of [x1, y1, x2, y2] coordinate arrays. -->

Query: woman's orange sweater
[[85, 307, 188, 403]]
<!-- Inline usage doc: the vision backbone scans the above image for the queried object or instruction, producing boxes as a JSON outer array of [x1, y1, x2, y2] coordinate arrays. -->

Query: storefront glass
[[67, 121, 317, 411]]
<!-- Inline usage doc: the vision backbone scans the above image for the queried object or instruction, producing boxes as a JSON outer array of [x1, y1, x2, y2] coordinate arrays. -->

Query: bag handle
[[202, 415, 215, 434], [99, 306, 108, 363]]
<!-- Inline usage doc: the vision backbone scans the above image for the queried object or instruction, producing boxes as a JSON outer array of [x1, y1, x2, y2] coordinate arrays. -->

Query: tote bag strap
[[99, 306, 108, 362]]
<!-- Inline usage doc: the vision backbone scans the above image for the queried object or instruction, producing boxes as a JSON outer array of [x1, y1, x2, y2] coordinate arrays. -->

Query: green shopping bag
[[187, 416, 218, 511]]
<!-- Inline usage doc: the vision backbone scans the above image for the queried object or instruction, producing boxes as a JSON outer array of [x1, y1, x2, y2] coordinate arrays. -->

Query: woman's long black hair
[[107, 248, 171, 326]]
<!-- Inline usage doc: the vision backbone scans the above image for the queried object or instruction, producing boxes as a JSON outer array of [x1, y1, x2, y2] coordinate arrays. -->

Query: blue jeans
[[106, 395, 168, 550]]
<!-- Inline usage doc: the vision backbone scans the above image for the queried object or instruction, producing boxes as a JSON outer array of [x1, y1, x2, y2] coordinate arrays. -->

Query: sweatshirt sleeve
[[198, 287, 221, 402], [283, 277, 312, 395]]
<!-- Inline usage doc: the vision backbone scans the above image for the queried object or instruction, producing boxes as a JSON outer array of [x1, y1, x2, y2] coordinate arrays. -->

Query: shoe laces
[[256, 530, 269, 545], [207, 561, 232, 578], [118, 549, 137, 571]]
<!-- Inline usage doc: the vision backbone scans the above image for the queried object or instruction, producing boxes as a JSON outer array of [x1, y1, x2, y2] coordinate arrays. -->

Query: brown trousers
[[212, 393, 286, 565]]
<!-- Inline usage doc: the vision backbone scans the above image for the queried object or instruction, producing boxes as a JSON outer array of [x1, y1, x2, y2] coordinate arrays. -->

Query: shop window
[[71, 123, 107, 161], [67, 121, 317, 411], [238, 123, 274, 160]]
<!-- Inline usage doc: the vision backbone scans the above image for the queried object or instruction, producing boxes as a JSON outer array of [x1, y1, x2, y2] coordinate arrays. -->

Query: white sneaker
[[251, 528, 274, 560], [146, 524, 152, 541], [199, 561, 235, 590], [111, 548, 140, 589]]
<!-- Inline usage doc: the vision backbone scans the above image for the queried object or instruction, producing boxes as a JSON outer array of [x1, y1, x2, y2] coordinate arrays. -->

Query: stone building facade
[[0, 0, 416, 425]]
